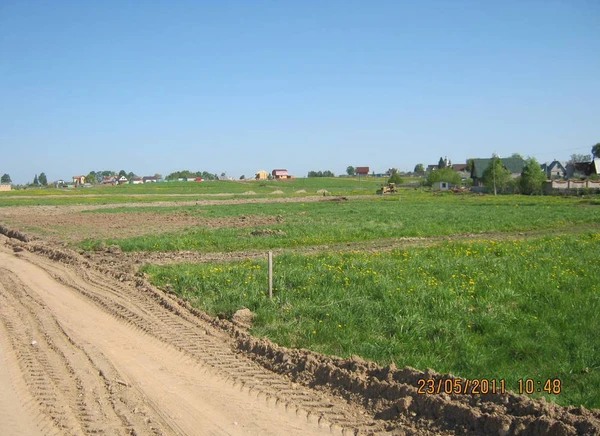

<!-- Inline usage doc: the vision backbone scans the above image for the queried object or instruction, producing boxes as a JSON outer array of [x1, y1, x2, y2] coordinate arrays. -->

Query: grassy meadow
[[142, 232, 600, 408], [80, 194, 600, 253], [0, 177, 389, 206]]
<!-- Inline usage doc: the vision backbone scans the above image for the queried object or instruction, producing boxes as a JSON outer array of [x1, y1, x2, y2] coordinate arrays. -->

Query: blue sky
[[1, 0, 598, 184]]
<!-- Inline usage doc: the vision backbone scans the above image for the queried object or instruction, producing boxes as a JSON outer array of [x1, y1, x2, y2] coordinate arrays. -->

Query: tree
[[38, 172, 47, 186], [413, 163, 424, 174], [1, 174, 11, 184], [33, 174, 39, 185], [519, 157, 546, 195], [85, 171, 97, 184], [127, 171, 136, 180], [308, 170, 334, 177], [569, 153, 591, 163], [426, 167, 461, 186], [240, 175, 245, 180], [346, 166, 355, 176], [482, 155, 511, 195], [592, 143, 600, 159], [510, 153, 524, 160], [388, 172, 403, 184], [438, 157, 445, 169], [465, 158, 475, 173]]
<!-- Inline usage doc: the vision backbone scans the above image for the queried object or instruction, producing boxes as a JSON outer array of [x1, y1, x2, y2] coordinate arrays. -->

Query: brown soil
[[0, 195, 344, 243], [1, 202, 599, 435]]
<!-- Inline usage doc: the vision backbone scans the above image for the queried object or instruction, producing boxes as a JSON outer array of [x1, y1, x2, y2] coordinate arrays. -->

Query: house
[[117, 176, 128, 185], [471, 157, 525, 187], [255, 170, 268, 180], [592, 158, 600, 176], [194, 177, 203, 182], [272, 169, 291, 180], [101, 176, 118, 185], [72, 175, 86, 185], [0, 184, 11, 191], [143, 176, 158, 183], [131, 177, 144, 184], [432, 181, 450, 191], [426, 165, 438, 172], [566, 160, 595, 179], [541, 160, 567, 179], [452, 164, 467, 172], [355, 167, 370, 176]]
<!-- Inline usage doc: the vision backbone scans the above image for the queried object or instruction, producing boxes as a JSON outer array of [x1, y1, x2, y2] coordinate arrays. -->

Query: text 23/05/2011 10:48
[[417, 378, 562, 395]]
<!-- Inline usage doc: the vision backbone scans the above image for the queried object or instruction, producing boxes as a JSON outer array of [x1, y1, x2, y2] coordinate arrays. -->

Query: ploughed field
[[1, 181, 599, 435]]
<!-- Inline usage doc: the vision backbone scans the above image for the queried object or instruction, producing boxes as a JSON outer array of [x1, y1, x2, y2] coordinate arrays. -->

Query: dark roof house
[[355, 166, 370, 175], [471, 157, 525, 187], [541, 160, 567, 179]]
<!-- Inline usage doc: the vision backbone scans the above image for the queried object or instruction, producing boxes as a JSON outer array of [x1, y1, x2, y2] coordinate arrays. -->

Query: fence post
[[268, 251, 273, 300]]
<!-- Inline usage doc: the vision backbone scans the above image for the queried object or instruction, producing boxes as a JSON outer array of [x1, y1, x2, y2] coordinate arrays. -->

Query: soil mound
[[250, 229, 286, 237], [243, 191, 256, 195], [232, 308, 254, 330], [270, 190, 284, 194]]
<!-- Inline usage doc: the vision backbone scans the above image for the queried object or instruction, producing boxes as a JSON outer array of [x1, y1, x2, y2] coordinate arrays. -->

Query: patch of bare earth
[[0, 224, 599, 435]]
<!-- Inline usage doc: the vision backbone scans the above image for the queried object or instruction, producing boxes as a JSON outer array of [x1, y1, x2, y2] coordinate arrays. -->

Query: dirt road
[[0, 237, 378, 435]]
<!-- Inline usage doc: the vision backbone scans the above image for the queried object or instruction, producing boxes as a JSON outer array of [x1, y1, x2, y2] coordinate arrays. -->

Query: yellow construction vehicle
[[376, 182, 397, 194]]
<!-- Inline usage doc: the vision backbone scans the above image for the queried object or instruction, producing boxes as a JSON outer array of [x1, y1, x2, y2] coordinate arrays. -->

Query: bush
[[388, 172, 403, 184]]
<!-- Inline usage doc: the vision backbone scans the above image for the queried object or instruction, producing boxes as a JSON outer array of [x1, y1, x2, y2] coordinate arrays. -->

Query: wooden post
[[268, 251, 273, 300]]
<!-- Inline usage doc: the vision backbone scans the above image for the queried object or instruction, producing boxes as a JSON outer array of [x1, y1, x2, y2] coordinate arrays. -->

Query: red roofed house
[[355, 167, 370, 176], [72, 175, 86, 185], [272, 169, 292, 180]]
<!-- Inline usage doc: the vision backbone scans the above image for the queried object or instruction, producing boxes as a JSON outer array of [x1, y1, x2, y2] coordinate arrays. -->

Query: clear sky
[[1, 0, 598, 184]]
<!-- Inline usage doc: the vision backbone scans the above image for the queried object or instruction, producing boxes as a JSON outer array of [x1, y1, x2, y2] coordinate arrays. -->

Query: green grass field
[[142, 232, 600, 408], [80, 195, 600, 253], [0, 177, 390, 206]]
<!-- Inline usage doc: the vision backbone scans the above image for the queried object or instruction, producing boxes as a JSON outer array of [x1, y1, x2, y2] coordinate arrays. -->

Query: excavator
[[376, 182, 397, 195]]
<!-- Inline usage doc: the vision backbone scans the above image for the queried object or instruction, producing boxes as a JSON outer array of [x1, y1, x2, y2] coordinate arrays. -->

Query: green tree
[[482, 155, 511, 195], [466, 158, 475, 173], [413, 163, 424, 174], [592, 143, 600, 159], [426, 167, 461, 186], [1, 174, 11, 184], [240, 175, 245, 180], [85, 171, 97, 184], [33, 174, 39, 185], [438, 157, 445, 169], [519, 157, 546, 195], [388, 172, 403, 184], [38, 172, 47, 186], [346, 166, 355, 176]]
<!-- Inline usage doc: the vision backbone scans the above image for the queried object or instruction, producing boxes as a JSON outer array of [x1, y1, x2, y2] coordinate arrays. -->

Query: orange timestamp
[[417, 377, 506, 395]]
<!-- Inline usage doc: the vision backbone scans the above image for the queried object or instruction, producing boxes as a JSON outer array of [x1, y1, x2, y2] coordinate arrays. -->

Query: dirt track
[[0, 236, 380, 435], [1, 213, 600, 435]]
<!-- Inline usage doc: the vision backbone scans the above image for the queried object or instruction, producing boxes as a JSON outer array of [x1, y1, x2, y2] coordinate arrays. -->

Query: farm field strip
[[75, 196, 600, 253]]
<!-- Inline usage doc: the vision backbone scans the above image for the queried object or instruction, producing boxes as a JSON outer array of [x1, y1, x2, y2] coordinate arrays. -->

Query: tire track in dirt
[[16, 248, 387, 435], [0, 267, 168, 435], [0, 241, 399, 435]]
